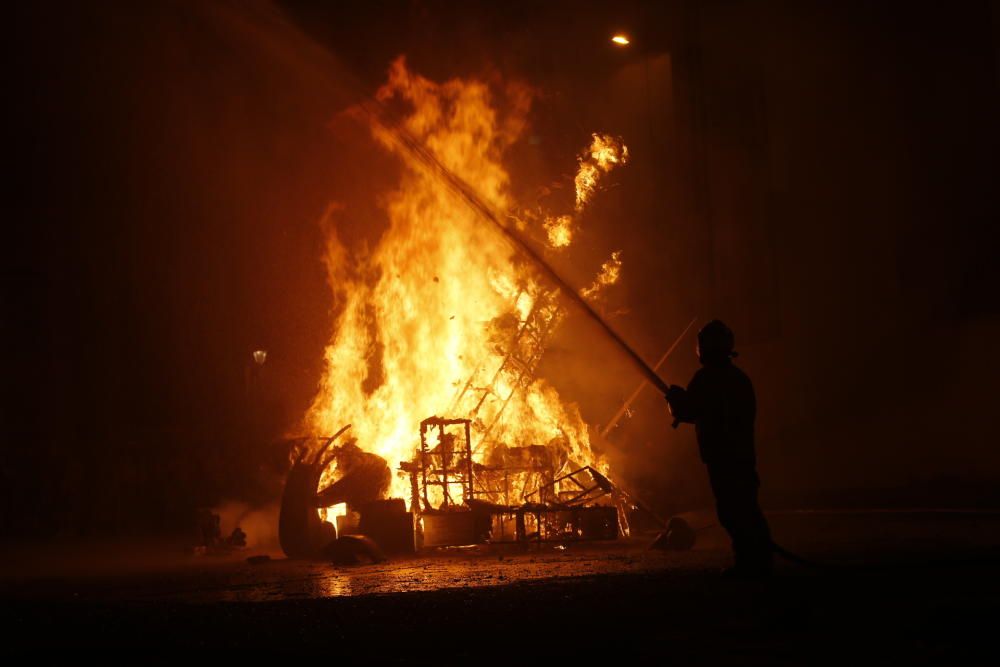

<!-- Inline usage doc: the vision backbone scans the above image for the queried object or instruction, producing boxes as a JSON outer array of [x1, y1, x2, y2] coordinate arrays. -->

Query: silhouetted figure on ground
[[665, 320, 773, 577]]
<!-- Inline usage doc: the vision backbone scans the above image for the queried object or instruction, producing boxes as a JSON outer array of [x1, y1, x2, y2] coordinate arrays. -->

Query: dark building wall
[[5, 3, 361, 538], [671, 1, 1000, 507]]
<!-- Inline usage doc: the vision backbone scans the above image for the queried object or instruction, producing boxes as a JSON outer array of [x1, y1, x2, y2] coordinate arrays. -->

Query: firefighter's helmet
[[697, 320, 736, 359]]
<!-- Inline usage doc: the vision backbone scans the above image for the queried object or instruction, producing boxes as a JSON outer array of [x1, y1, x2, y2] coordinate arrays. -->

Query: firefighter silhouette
[[665, 320, 773, 577]]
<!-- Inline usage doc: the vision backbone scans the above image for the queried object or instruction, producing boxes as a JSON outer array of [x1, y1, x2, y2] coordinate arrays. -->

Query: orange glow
[[306, 59, 628, 508], [611, 34, 630, 46], [544, 215, 573, 248], [575, 133, 629, 211], [582, 251, 623, 301], [319, 502, 348, 527]]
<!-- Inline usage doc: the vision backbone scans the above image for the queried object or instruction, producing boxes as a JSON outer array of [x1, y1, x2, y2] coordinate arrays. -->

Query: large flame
[[306, 59, 626, 506], [575, 133, 629, 211]]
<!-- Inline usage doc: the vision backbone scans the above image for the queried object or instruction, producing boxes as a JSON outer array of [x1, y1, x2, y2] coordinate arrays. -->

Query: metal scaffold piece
[[447, 288, 561, 450], [416, 417, 474, 511]]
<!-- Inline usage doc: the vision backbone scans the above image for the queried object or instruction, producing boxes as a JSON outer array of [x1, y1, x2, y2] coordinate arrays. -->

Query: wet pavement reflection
[[168, 542, 720, 603]]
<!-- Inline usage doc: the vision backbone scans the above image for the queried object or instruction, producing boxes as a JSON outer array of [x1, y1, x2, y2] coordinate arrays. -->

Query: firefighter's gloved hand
[[665, 385, 687, 429], [664, 385, 686, 404]]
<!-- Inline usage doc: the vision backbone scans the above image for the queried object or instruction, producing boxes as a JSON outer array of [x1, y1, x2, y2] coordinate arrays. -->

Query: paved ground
[[3, 511, 999, 661]]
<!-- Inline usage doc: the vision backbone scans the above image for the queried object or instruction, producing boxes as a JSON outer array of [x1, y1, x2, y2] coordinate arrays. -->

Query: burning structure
[[280, 58, 633, 558]]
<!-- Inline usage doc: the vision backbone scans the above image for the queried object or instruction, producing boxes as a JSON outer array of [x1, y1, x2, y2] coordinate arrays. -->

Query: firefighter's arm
[[665, 384, 698, 424]]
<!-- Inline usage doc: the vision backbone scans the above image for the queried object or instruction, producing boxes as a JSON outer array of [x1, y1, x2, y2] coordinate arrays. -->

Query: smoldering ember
[[5, 1, 999, 660]]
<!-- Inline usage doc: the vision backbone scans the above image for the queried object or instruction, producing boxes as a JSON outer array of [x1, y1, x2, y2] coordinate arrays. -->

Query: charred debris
[[276, 416, 660, 561]]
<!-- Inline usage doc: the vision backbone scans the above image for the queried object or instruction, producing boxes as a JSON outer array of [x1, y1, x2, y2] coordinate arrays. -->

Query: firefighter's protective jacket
[[666, 360, 756, 466]]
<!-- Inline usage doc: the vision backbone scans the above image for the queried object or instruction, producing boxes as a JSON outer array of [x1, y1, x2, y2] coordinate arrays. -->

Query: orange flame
[[307, 59, 624, 507], [582, 251, 623, 301], [575, 133, 629, 211], [543, 214, 573, 248]]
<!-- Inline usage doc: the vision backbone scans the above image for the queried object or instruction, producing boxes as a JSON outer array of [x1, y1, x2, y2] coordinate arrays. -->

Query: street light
[[611, 34, 630, 46]]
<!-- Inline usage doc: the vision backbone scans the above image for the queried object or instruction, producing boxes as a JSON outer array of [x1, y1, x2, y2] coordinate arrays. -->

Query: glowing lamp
[[252, 349, 268, 366], [611, 34, 630, 46]]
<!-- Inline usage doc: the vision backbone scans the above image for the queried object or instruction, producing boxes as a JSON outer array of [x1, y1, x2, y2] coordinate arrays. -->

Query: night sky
[[5, 1, 999, 542]]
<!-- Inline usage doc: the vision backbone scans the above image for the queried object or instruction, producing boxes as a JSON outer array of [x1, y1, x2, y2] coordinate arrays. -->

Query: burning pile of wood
[[278, 62, 639, 561], [278, 417, 633, 559]]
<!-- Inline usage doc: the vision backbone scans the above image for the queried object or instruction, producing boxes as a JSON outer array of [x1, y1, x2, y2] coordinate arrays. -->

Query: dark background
[[5, 0, 999, 542]]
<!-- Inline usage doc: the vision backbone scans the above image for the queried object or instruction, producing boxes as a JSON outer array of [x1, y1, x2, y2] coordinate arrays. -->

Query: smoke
[[213, 501, 282, 553]]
